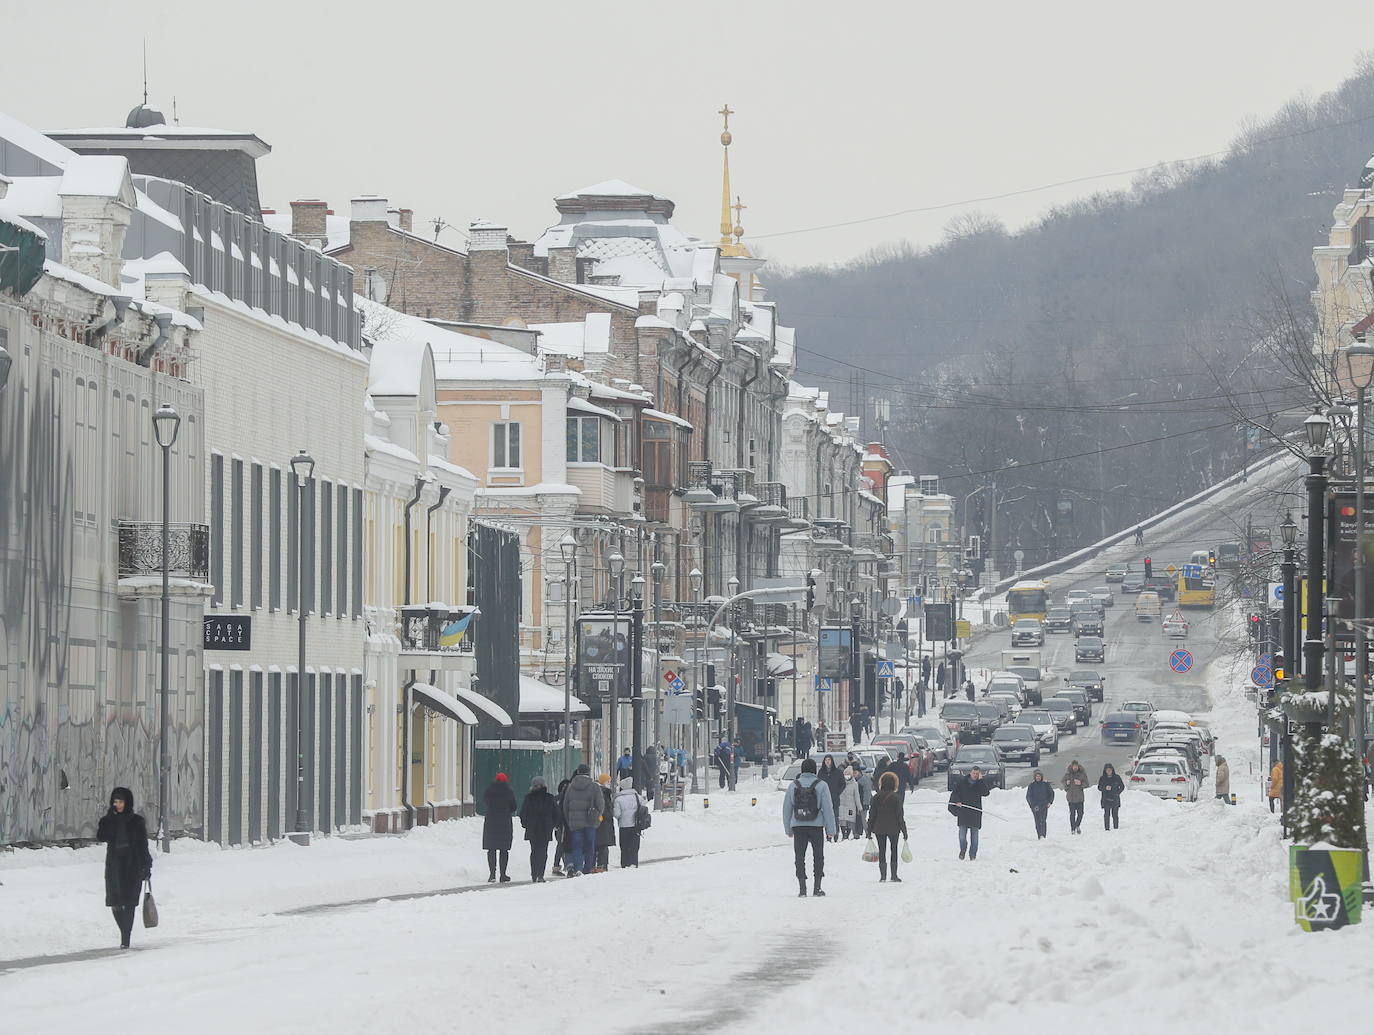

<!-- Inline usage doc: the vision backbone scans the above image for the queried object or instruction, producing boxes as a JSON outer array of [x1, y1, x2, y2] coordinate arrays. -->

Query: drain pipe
[[90, 294, 132, 348], [136, 312, 173, 367], [400, 476, 427, 824], [423, 485, 452, 810]]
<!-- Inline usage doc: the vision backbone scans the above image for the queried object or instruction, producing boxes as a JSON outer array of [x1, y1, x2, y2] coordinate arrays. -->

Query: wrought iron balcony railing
[[117, 521, 210, 580], [399, 604, 480, 655]]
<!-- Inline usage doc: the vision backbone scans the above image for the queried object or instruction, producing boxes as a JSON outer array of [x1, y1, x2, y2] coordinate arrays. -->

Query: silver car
[[903, 724, 953, 769], [991, 723, 1041, 766]]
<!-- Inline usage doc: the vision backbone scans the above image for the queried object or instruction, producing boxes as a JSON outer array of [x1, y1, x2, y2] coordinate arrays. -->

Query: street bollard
[[703, 797, 710, 809], [751, 797, 757, 807]]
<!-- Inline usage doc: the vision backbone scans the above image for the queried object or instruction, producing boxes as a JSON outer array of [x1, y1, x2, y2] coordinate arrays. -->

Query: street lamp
[[689, 567, 703, 793], [650, 561, 666, 753], [608, 551, 625, 775], [289, 449, 315, 841], [630, 572, 646, 787], [1301, 411, 1330, 694], [1278, 510, 1298, 831], [559, 533, 577, 777], [726, 576, 740, 755], [151, 403, 180, 853]]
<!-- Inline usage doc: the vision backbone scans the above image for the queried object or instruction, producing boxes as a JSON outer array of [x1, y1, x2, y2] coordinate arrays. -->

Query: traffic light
[[806, 570, 816, 611], [1208, 550, 1217, 567], [707, 685, 722, 718], [1248, 613, 1261, 640], [1143, 557, 1152, 579], [693, 686, 706, 721]]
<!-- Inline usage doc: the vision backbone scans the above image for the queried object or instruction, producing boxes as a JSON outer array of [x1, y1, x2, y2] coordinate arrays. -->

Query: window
[[642, 420, 673, 488], [352, 487, 363, 618], [336, 483, 348, 619], [926, 527, 943, 544], [269, 467, 281, 610], [321, 480, 333, 616], [566, 416, 601, 463], [492, 421, 521, 469], [211, 453, 224, 606], [231, 458, 244, 607], [251, 462, 263, 608]]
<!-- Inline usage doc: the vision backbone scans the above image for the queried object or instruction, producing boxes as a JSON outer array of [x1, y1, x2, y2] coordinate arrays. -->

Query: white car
[[1121, 700, 1156, 726], [1016, 708, 1060, 753], [1089, 586, 1115, 608], [1105, 566, 1127, 583], [1149, 709, 1193, 730], [987, 672, 1027, 704], [1128, 757, 1199, 801], [986, 689, 1023, 720]]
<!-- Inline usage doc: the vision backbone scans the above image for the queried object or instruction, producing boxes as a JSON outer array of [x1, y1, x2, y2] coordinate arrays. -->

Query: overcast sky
[[3, 0, 1373, 268]]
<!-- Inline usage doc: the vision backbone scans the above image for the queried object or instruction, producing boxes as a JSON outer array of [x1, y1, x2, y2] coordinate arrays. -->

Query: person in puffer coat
[[612, 777, 646, 867], [518, 776, 559, 882], [1025, 769, 1054, 839], [865, 770, 909, 881], [1214, 755, 1232, 803], [97, 787, 152, 949], [1062, 761, 1090, 834], [837, 768, 865, 840], [1098, 764, 1125, 830], [482, 773, 517, 883], [560, 765, 604, 877]]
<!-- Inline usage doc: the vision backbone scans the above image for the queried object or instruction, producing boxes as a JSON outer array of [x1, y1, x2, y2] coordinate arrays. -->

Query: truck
[[1000, 649, 1048, 706], [1216, 542, 1241, 569], [1135, 590, 1162, 622]]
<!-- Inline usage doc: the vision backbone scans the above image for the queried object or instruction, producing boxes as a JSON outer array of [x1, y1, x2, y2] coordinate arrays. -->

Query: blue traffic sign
[[815, 677, 833, 692], [1182, 563, 1204, 579], [1251, 664, 1274, 689], [1169, 649, 1194, 673], [1259, 653, 1273, 667], [876, 660, 895, 678], [668, 677, 685, 692]]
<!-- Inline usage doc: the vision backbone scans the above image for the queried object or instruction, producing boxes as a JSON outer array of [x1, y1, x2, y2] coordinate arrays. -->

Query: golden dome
[[721, 130, 732, 146]]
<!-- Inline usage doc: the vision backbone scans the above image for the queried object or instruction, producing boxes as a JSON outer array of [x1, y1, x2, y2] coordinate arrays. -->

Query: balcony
[[682, 465, 738, 513], [399, 603, 480, 670], [785, 495, 811, 530], [813, 518, 851, 553], [117, 521, 213, 598], [852, 532, 887, 562], [747, 479, 789, 523]]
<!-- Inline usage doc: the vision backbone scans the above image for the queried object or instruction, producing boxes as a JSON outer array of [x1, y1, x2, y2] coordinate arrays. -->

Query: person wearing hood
[[1267, 760, 1284, 813], [482, 773, 518, 883], [866, 770, 909, 881], [616, 748, 635, 785], [818, 755, 845, 841], [551, 777, 571, 876], [948, 766, 992, 860], [594, 774, 617, 872], [518, 776, 559, 882], [1214, 755, 1232, 803], [1061, 761, 1090, 834], [612, 776, 647, 867], [837, 767, 865, 840], [783, 757, 838, 896], [888, 753, 913, 797], [1098, 764, 1125, 830], [1025, 769, 1055, 839], [560, 765, 604, 877], [97, 787, 152, 949]]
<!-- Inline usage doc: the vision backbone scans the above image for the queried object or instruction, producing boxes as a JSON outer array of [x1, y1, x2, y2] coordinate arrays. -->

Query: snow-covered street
[[4, 654, 1371, 1033]]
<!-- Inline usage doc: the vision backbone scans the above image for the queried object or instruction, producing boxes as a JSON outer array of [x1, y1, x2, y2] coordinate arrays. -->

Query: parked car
[[1017, 709, 1060, 753], [939, 701, 987, 743], [1100, 712, 1144, 744], [1044, 698, 1078, 734], [1089, 586, 1115, 608], [1135, 741, 1204, 784], [1044, 607, 1074, 633], [1148, 708, 1194, 731], [1105, 566, 1128, 583], [991, 723, 1041, 766], [909, 736, 938, 777], [872, 735, 924, 782], [1128, 756, 1199, 801], [902, 722, 955, 767], [1011, 618, 1045, 647], [1054, 688, 1092, 726], [1121, 573, 1146, 594], [1074, 636, 1105, 663], [1120, 700, 1156, 727], [1064, 669, 1105, 702], [1139, 735, 1206, 778], [772, 748, 895, 791], [947, 744, 1006, 790]]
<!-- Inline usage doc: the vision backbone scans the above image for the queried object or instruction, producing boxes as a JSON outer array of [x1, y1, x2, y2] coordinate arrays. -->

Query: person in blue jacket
[[1025, 769, 1055, 839], [783, 757, 838, 897]]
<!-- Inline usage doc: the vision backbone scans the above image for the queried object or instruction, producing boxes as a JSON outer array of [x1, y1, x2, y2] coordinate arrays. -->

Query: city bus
[[1007, 580, 1051, 624], [1177, 570, 1216, 608]]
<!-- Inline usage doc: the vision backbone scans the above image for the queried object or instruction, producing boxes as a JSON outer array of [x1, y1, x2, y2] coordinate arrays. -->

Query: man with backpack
[[783, 757, 838, 897]]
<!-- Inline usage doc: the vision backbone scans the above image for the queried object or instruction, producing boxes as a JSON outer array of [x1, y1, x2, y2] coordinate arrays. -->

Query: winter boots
[[798, 877, 808, 897], [813, 877, 825, 897]]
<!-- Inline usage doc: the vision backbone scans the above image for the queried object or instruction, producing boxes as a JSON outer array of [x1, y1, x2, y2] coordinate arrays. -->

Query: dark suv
[[1065, 669, 1105, 702]]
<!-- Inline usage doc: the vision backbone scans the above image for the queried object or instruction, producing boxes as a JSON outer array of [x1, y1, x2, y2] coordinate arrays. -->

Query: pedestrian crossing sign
[[876, 660, 895, 678]]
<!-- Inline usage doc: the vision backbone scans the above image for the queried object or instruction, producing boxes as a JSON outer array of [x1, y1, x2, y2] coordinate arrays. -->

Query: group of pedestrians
[[1053, 760, 1123, 834], [479, 764, 651, 883]]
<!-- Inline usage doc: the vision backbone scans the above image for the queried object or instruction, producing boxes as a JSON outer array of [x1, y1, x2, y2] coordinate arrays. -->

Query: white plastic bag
[[862, 836, 879, 863], [901, 839, 913, 864]]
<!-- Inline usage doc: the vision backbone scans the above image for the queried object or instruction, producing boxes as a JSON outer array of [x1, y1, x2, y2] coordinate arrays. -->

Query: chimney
[[548, 245, 577, 283], [398, 208, 413, 232], [351, 196, 389, 224], [468, 220, 509, 254], [290, 199, 328, 248], [386, 208, 401, 229], [508, 240, 535, 270]]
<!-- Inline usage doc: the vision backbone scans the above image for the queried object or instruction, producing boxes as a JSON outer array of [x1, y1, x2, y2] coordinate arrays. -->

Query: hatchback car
[[986, 690, 1023, 721], [1017, 709, 1060, 752], [902, 722, 955, 763], [1045, 607, 1074, 633], [1075, 636, 1105, 663], [1011, 618, 1045, 647], [1100, 712, 1143, 744], [1044, 698, 1078, 734], [1121, 573, 1146, 594], [1054, 688, 1092, 726], [992, 723, 1040, 766], [987, 672, 1027, 704], [1064, 669, 1105, 702], [947, 744, 1006, 790], [1128, 757, 1198, 801], [1089, 586, 1115, 608]]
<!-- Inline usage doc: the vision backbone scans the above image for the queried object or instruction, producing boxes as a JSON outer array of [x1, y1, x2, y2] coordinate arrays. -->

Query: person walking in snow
[[948, 766, 991, 860], [1098, 763, 1125, 830], [594, 774, 617, 872], [818, 754, 845, 841], [482, 772, 518, 883], [615, 748, 635, 786], [551, 777, 571, 876], [612, 776, 646, 868], [849, 706, 864, 746], [1267, 760, 1284, 813], [783, 757, 838, 897], [1026, 769, 1054, 839], [1214, 755, 1232, 803], [888, 753, 913, 797], [1135, 526, 1145, 545], [963, 678, 976, 702], [867, 770, 909, 882], [714, 738, 734, 790], [97, 786, 152, 949], [1062, 760, 1090, 834], [795, 717, 814, 759], [518, 776, 559, 882], [560, 765, 603, 877], [837, 767, 865, 840]]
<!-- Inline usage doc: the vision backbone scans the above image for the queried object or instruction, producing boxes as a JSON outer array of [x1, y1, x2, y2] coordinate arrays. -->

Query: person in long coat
[[97, 786, 152, 948], [948, 767, 992, 860], [482, 773, 518, 882], [552, 778, 571, 875], [518, 776, 559, 882], [818, 755, 846, 842], [594, 774, 617, 872], [1098, 764, 1125, 830]]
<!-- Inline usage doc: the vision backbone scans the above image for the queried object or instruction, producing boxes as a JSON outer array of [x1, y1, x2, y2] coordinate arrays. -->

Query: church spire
[[718, 103, 735, 248]]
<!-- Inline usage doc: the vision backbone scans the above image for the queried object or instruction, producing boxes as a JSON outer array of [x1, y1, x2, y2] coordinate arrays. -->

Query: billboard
[[924, 602, 954, 642], [576, 612, 631, 707], [818, 626, 854, 680], [1328, 493, 1374, 640]]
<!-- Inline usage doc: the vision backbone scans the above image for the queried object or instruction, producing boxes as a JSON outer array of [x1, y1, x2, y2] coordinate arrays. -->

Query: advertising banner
[[576, 612, 631, 708], [818, 626, 853, 680]]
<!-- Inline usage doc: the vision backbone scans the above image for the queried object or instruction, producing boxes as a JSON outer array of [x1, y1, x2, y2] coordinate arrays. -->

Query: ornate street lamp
[[152, 404, 180, 853], [559, 532, 577, 776], [289, 450, 315, 841]]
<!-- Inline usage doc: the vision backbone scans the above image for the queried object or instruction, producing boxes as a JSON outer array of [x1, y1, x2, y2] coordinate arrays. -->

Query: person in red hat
[[483, 772, 518, 882]]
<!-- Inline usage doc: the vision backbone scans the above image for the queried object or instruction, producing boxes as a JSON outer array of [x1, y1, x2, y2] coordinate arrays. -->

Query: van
[[1135, 591, 1162, 622]]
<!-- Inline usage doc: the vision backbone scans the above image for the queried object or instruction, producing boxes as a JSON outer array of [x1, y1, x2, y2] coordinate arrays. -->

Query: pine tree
[[1287, 726, 1367, 849]]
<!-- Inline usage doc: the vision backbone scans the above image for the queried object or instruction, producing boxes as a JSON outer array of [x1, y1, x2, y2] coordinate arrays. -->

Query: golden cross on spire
[[732, 195, 747, 241], [718, 103, 734, 134]]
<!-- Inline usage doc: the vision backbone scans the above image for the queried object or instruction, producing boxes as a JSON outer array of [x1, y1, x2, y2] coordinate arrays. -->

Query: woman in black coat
[[594, 777, 617, 872], [96, 787, 152, 948], [482, 773, 518, 882], [518, 776, 559, 883], [818, 755, 846, 842], [1098, 764, 1125, 831]]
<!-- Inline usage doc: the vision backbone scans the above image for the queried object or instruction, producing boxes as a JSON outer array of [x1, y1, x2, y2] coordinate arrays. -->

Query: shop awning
[[519, 674, 591, 715], [766, 652, 796, 677], [412, 682, 478, 724], [450, 684, 515, 726]]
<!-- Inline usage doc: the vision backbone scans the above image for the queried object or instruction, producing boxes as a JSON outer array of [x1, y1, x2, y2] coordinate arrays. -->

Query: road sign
[[1269, 583, 1284, 606], [815, 676, 833, 692], [1166, 564, 1179, 577], [880, 597, 902, 617], [955, 619, 972, 639], [662, 668, 678, 685], [1181, 563, 1203, 579], [668, 677, 685, 693], [1169, 648, 1194, 673], [876, 660, 895, 678], [1251, 664, 1274, 689]]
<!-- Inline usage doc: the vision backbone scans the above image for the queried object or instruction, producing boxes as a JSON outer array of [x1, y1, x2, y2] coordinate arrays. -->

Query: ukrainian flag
[[439, 614, 472, 649]]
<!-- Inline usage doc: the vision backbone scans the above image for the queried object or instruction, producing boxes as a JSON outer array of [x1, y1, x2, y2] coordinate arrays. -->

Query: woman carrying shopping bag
[[865, 771, 909, 882]]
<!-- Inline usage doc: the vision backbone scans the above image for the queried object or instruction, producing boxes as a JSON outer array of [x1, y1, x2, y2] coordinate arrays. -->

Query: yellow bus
[[1177, 571, 1215, 608], [1007, 580, 1051, 623]]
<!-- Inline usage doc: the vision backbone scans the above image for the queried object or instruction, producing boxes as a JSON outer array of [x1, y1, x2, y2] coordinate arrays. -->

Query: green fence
[[474, 740, 581, 814]]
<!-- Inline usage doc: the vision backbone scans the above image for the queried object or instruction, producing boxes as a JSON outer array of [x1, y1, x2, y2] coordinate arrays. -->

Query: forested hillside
[[768, 59, 1374, 572]]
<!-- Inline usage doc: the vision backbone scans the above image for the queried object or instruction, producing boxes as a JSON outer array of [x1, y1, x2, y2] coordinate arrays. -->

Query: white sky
[[3, 0, 1373, 268]]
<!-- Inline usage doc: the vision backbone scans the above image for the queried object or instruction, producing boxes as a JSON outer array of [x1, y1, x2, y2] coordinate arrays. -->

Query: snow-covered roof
[[59, 155, 130, 198], [261, 208, 351, 253], [357, 297, 546, 384], [528, 312, 612, 357], [0, 203, 46, 238], [554, 179, 670, 203], [519, 673, 590, 714]]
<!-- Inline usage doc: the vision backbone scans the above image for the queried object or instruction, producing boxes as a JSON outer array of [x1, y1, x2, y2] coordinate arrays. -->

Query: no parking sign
[[1169, 648, 1194, 673]]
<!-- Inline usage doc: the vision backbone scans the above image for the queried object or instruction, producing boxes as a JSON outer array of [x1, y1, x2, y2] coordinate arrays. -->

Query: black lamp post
[[608, 550, 625, 774], [152, 403, 180, 853], [650, 560, 666, 750], [290, 449, 315, 841], [1303, 411, 1331, 693], [1278, 510, 1298, 833], [559, 533, 577, 777], [631, 572, 646, 788], [689, 567, 703, 794]]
